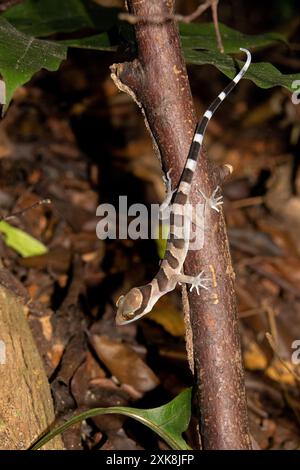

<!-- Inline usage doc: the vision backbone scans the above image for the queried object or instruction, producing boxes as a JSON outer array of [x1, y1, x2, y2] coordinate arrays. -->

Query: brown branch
[[119, 1, 211, 24], [119, 0, 224, 52], [112, 0, 251, 449]]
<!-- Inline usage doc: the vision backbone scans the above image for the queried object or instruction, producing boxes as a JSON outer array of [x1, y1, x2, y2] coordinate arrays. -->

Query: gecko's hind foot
[[189, 271, 211, 294], [160, 168, 177, 218], [209, 186, 223, 213], [162, 169, 173, 190], [199, 185, 223, 213]]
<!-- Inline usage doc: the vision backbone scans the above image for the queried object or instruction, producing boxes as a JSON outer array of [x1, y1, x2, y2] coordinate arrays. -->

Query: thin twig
[[210, 0, 224, 53], [175, 0, 212, 23], [247, 262, 300, 298], [230, 196, 264, 209], [119, 0, 224, 52], [119, 3, 211, 25], [264, 300, 278, 347], [1, 199, 52, 222]]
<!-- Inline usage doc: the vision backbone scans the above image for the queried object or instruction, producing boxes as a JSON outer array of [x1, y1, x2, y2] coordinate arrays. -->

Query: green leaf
[[180, 22, 287, 54], [0, 18, 118, 107], [0, 220, 48, 257], [0, 15, 118, 106], [31, 388, 192, 450], [0, 17, 67, 105], [60, 32, 115, 51], [0, 0, 122, 106], [184, 48, 300, 92], [241, 61, 300, 91], [180, 22, 299, 91], [3, 0, 120, 37]]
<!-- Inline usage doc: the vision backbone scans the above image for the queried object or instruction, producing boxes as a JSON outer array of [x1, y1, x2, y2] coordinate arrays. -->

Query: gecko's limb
[[176, 271, 211, 293], [162, 168, 173, 190], [199, 185, 223, 213], [160, 168, 176, 218]]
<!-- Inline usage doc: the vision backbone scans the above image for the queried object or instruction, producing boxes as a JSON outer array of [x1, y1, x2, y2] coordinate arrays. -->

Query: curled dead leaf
[[90, 334, 159, 394]]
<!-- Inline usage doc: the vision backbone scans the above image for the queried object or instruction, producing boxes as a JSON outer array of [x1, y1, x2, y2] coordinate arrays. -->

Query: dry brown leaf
[[148, 296, 185, 337], [91, 334, 159, 393], [244, 340, 268, 371], [265, 358, 296, 386]]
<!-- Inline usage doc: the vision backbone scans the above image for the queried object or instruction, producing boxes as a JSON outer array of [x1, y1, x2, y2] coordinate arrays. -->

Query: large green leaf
[[0, 17, 119, 106], [3, 0, 120, 37], [180, 22, 299, 91], [31, 388, 192, 450], [180, 22, 287, 54], [0, 0, 122, 106], [184, 48, 300, 91], [0, 17, 66, 105], [61, 32, 115, 51]]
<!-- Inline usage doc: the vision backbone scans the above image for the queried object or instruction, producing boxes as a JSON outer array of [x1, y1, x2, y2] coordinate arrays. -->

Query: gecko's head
[[115, 287, 143, 325]]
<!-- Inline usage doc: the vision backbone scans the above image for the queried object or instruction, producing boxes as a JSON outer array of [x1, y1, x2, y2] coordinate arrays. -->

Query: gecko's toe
[[189, 271, 211, 294]]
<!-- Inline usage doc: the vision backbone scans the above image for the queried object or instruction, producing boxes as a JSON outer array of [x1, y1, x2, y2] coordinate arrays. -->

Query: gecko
[[116, 48, 251, 325]]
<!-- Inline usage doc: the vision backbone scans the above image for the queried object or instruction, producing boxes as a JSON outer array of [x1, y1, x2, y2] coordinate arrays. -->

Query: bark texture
[[111, 0, 251, 449], [0, 282, 63, 450]]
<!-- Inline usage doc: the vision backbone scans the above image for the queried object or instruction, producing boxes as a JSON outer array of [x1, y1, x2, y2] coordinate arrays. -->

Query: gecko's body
[[116, 48, 251, 325]]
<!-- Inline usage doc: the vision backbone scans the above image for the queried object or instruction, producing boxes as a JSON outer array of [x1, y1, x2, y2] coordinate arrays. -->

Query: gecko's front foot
[[189, 271, 211, 294], [199, 186, 223, 213]]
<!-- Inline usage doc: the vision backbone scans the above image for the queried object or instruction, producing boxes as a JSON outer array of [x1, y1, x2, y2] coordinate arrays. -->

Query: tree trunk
[[0, 280, 63, 450]]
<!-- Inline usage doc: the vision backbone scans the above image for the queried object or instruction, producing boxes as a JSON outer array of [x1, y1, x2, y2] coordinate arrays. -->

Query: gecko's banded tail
[[176, 48, 251, 200]]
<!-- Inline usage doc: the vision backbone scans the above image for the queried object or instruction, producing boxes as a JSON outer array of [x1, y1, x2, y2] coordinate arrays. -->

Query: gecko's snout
[[115, 288, 143, 325]]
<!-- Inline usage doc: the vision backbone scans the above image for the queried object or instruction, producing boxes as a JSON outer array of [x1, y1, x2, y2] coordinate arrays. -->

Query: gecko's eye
[[116, 295, 125, 307], [123, 311, 135, 320]]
